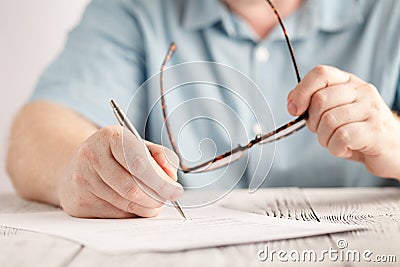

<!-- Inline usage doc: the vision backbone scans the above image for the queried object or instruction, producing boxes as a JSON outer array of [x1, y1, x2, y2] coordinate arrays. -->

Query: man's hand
[[287, 65, 400, 180], [59, 125, 183, 218]]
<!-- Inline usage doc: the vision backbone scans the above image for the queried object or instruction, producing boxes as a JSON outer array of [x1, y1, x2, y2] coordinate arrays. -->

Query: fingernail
[[169, 186, 184, 201], [288, 101, 298, 115]]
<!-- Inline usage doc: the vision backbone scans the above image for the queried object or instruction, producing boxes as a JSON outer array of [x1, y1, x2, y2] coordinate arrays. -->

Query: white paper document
[[0, 206, 361, 253]]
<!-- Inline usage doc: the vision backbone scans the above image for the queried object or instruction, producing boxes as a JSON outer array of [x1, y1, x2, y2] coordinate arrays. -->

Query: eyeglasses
[[160, 0, 308, 173]]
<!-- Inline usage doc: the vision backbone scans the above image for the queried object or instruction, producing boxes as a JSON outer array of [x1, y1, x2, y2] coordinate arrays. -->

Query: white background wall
[[0, 0, 90, 192]]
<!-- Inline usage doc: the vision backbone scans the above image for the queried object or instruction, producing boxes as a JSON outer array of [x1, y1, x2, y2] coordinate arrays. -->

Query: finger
[[132, 178, 167, 208], [90, 179, 162, 217], [123, 202, 162, 218], [287, 65, 351, 116], [307, 83, 358, 132], [105, 126, 184, 201], [91, 149, 166, 208], [346, 150, 365, 163], [316, 101, 370, 148], [146, 141, 179, 181], [66, 190, 135, 219], [327, 122, 371, 158]]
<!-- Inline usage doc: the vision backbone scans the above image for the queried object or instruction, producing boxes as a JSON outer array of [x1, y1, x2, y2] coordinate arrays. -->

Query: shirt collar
[[314, 0, 365, 33], [267, 0, 365, 42], [181, 0, 225, 30], [181, 0, 365, 41]]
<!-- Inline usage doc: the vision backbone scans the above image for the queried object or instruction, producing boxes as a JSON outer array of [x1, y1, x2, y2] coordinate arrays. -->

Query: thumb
[[146, 141, 180, 181]]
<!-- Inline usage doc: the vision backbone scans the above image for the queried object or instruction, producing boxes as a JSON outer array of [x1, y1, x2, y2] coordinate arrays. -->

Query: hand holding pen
[[110, 99, 187, 219], [58, 101, 185, 219]]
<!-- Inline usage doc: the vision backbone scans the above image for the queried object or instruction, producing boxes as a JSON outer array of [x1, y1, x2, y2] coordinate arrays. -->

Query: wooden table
[[1, 188, 399, 267]]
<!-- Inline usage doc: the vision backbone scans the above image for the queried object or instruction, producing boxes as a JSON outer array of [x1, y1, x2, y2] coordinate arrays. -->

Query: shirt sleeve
[[30, 0, 146, 127]]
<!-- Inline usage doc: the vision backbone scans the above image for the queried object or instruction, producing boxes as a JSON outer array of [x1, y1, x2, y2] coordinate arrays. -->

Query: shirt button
[[255, 47, 270, 62], [252, 123, 263, 136]]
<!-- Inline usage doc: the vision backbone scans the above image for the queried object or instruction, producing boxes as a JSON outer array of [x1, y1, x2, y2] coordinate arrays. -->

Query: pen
[[109, 99, 187, 220]]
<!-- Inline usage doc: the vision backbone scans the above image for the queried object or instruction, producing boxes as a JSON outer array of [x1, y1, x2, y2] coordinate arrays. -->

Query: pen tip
[[173, 201, 187, 220]]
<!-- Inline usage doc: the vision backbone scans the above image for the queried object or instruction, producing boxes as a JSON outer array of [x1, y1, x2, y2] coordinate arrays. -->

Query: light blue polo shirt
[[31, 0, 400, 190]]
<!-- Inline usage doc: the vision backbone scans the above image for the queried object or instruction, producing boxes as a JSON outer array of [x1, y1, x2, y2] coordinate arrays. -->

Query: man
[[6, 0, 400, 218]]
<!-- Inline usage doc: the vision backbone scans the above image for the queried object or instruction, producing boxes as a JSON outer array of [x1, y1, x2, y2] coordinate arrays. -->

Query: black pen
[[109, 99, 187, 219]]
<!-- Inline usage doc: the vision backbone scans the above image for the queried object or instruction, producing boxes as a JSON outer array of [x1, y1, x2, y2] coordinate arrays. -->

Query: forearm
[[6, 101, 98, 206]]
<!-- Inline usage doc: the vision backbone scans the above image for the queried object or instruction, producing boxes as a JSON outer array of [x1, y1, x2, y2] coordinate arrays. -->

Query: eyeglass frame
[[159, 0, 308, 173]]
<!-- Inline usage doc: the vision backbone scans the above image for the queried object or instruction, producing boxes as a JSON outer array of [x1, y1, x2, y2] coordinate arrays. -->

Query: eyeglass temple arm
[[183, 111, 308, 173], [265, 0, 301, 84], [160, 43, 192, 171], [258, 112, 308, 145]]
